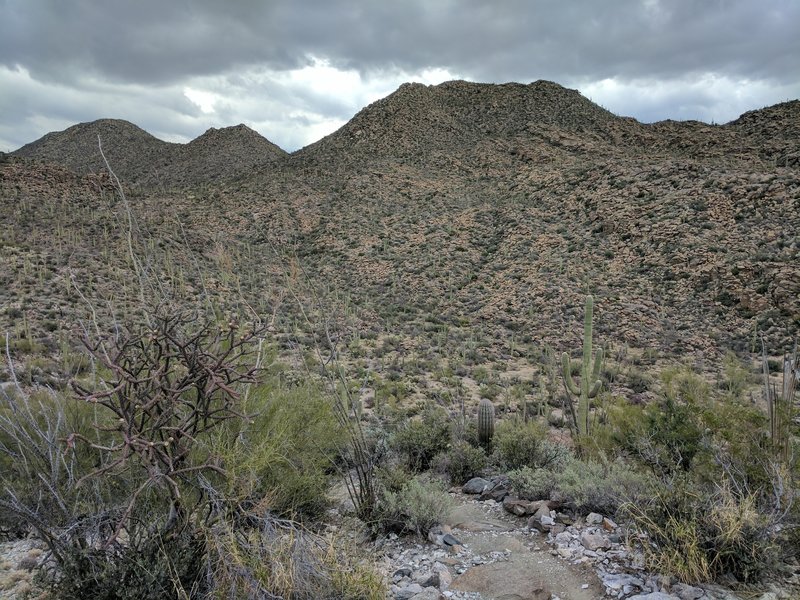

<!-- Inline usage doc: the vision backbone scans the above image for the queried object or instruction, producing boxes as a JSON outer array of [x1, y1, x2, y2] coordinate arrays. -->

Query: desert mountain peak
[[12, 119, 287, 187]]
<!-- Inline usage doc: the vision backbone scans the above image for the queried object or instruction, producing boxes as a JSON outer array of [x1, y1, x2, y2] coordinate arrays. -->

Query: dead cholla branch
[[70, 308, 267, 543]]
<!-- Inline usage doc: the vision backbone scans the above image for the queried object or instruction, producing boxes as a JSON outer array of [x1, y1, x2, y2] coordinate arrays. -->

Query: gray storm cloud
[[1, 0, 798, 151], [2, 1, 798, 84]]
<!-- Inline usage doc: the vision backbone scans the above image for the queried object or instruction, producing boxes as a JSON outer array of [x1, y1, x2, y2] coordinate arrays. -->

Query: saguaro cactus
[[561, 295, 603, 436], [478, 398, 495, 451]]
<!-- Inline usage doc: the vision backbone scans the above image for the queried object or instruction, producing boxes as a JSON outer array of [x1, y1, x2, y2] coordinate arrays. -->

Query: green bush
[[217, 381, 344, 519], [660, 365, 711, 405], [627, 482, 779, 585], [507, 466, 556, 501], [556, 458, 655, 515], [600, 394, 703, 478], [492, 420, 569, 471], [378, 474, 454, 537], [390, 405, 451, 471], [48, 529, 205, 600], [433, 440, 487, 484]]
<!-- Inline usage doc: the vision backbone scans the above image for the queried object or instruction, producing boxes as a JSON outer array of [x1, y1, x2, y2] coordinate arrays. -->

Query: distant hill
[[2, 80, 798, 377], [13, 119, 174, 184], [297, 80, 646, 167], [12, 119, 288, 187]]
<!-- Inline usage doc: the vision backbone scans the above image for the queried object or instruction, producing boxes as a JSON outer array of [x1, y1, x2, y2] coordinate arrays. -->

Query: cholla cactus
[[561, 295, 603, 436]]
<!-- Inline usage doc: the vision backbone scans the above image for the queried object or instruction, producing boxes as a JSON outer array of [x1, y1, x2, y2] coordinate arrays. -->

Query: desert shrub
[[378, 474, 454, 537], [556, 458, 656, 515], [626, 368, 653, 393], [719, 351, 755, 399], [206, 513, 385, 600], [0, 387, 106, 535], [602, 393, 703, 478], [452, 415, 480, 448], [376, 460, 414, 495], [627, 482, 779, 585], [216, 381, 344, 520], [695, 399, 776, 489], [2, 382, 207, 599], [390, 405, 451, 471], [49, 528, 206, 600], [433, 440, 487, 484], [660, 365, 711, 405], [507, 466, 557, 501], [492, 420, 569, 471]]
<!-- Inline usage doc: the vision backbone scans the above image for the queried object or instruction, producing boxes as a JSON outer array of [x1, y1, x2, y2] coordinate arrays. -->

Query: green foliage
[[720, 351, 755, 399], [0, 387, 108, 535], [49, 530, 205, 600], [595, 393, 703, 478], [390, 405, 451, 472], [556, 458, 656, 515], [433, 440, 488, 485], [215, 381, 344, 519], [507, 466, 556, 501], [492, 420, 568, 471], [378, 474, 454, 537], [659, 364, 711, 405], [645, 396, 704, 475], [626, 482, 779, 584], [509, 455, 655, 513]]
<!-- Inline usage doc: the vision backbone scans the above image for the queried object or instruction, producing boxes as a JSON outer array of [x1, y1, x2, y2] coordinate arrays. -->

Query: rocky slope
[[2, 81, 799, 388], [12, 119, 287, 187]]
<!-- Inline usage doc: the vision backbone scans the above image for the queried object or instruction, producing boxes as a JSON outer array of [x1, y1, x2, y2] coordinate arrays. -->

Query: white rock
[[586, 512, 603, 525]]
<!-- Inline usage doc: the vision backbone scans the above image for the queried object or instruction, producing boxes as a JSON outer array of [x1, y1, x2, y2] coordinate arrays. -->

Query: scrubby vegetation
[[1, 85, 799, 596]]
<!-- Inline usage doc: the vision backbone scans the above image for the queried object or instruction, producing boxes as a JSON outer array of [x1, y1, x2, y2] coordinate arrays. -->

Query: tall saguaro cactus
[[561, 295, 603, 436]]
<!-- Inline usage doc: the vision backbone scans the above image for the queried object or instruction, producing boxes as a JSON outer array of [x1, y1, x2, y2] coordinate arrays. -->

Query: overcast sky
[[1, 0, 798, 153]]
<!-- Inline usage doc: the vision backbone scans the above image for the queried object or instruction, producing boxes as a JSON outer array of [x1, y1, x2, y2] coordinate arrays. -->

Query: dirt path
[[444, 496, 604, 600]]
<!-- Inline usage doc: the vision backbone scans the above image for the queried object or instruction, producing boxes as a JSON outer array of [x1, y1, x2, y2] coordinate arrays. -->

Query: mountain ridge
[[2, 79, 798, 372], [11, 80, 800, 183]]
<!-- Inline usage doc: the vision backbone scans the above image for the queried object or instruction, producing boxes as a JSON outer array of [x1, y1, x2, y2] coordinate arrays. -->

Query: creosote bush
[[390, 405, 451, 472], [377, 474, 454, 537], [492, 420, 569, 471], [433, 439, 487, 485], [509, 456, 655, 514]]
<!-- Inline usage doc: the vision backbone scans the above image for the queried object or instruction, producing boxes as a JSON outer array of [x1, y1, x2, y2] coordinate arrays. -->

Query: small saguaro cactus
[[561, 295, 603, 437], [477, 398, 495, 451]]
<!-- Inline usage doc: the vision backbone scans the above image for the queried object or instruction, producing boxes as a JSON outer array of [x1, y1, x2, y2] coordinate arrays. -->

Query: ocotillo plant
[[478, 398, 495, 452], [561, 295, 603, 437]]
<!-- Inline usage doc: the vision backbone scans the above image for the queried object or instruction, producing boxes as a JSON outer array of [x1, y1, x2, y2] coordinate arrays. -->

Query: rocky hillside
[[2, 80, 798, 388], [12, 119, 175, 184], [12, 119, 287, 188]]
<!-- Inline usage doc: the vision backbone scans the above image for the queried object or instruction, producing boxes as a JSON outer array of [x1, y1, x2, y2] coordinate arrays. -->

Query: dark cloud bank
[[1, 0, 798, 151]]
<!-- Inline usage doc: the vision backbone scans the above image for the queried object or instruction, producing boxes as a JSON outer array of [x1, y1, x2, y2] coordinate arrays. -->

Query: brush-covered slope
[[12, 120, 288, 187], [12, 119, 175, 184], [2, 80, 798, 380], [297, 80, 647, 168]]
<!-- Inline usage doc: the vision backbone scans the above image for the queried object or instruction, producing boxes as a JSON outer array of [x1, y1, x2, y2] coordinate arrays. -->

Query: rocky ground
[[373, 481, 799, 600], [2, 481, 798, 600], [0, 537, 47, 600]]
